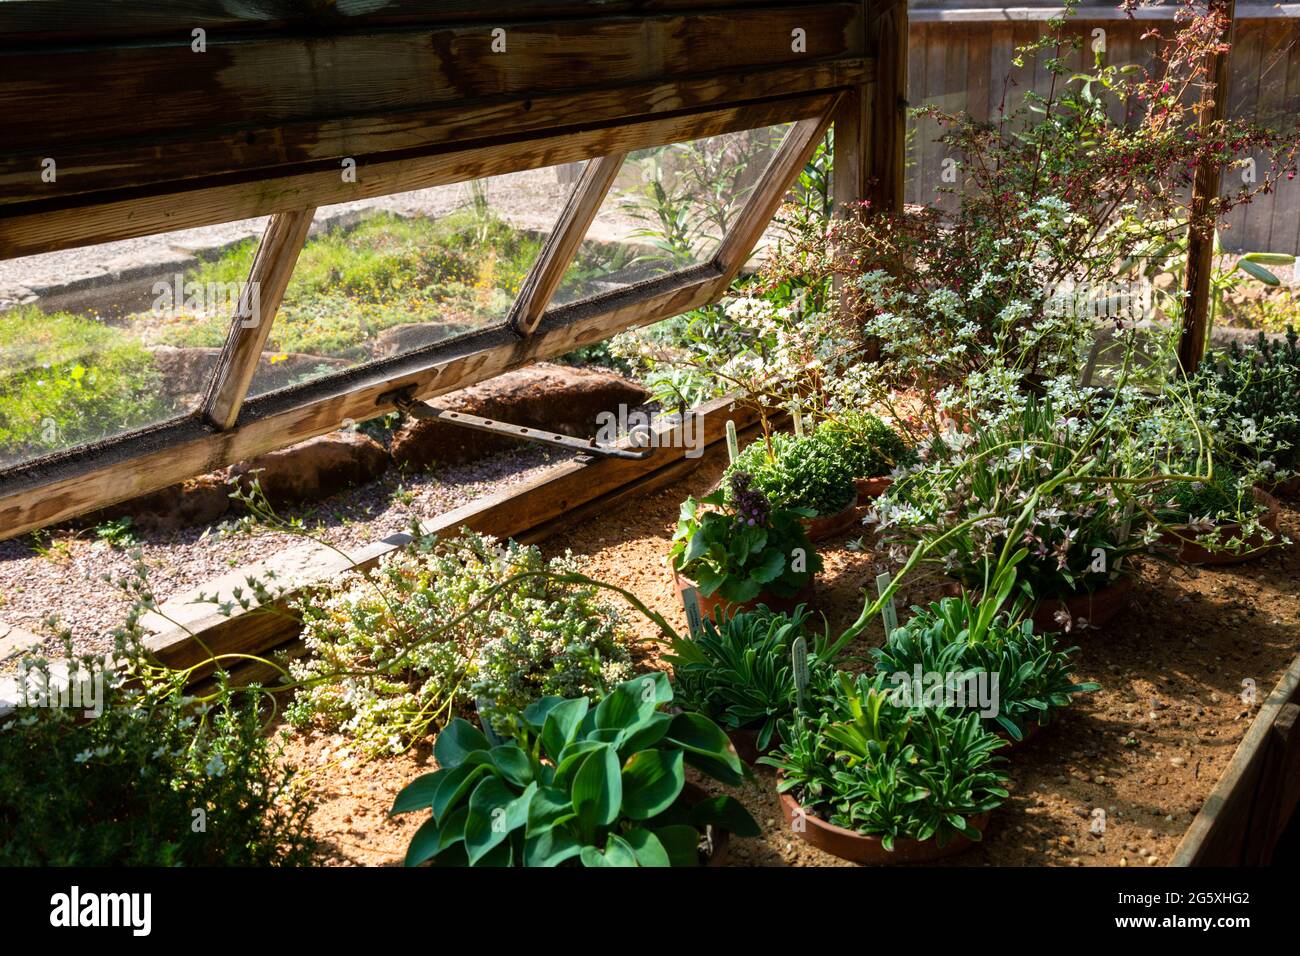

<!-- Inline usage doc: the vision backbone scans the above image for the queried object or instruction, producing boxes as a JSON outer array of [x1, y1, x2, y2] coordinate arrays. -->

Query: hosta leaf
[[523, 829, 583, 867], [522, 695, 566, 735], [541, 698, 589, 763], [526, 785, 576, 838], [403, 816, 442, 867], [431, 762, 492, 824], [390, 770, 444, 816], [489, 744, 534, 788], [666, 712, 745, 786], [464, 778, 536, 865], [433, 718, 489, 770], [572, 744, 621, 830], [595, 673, 664, 732], [652, 824, 703, 867], [619, 712, 673, 755], [623, 827, 672, 867], [580, 834, 639, 867], [620, 748, 685, 820], [554, 740, 606, 790]]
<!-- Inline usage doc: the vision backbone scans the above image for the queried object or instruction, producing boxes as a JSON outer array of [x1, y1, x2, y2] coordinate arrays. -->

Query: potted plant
[[669, 470, 822, 619], [725, 430, 859, 541], [871, 593, 1099, 745], [760, 672, 1009, 864], [813, 411, 911, 504], [391, 672, 759, 867], [1151, 466, 1282, 566], [666, 604, 834, 763]]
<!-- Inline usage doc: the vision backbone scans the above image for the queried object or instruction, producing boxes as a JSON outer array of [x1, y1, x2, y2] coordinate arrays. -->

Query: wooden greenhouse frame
[[0, 0, 908, 540]]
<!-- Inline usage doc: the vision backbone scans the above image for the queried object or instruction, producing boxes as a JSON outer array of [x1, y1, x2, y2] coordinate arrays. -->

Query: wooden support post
[[1177, 0, 1237, 375], [509, 152, 626, 335], [713, 104, 842, 281], [202, 208, 316, 430], [866, 0, 908, 214]]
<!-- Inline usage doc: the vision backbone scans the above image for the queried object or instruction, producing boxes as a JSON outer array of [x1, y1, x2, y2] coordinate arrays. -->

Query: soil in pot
[[777, 787, 989, 865], [1156, 487, 1283, 567], [673, 570, 815, 622]]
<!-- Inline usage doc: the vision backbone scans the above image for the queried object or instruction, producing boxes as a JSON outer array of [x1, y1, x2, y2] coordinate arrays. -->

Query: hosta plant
[[760, 673, 1009, 849], [669, 471, 821, 603], [667, 604, 834, 750], [392, 673, 759, 867], [872, 594, 1099, 741]]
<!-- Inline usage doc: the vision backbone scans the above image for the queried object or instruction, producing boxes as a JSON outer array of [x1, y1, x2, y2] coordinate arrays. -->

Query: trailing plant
[[667, 604, 834, 750], [287, 530, 632, 754], [726, 430, 857, 517], [0, 651, 316, 866], [760, 672, 1009, 849], [669, 471, 822, 603], [871, 593, 1099, 741], [390, 673, 759, 866]]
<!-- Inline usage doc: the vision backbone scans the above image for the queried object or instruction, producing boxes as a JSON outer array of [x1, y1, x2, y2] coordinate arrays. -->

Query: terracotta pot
[[800, 497, 860, 542], [727, 724, 781, 766], [674, 571, 815, 622], [854, 475, 894, 505], [994, 715, 1044, 750], [1264, 474, 1300, 499], [1030, 577, 1133, 634], [1156, 487, 1282, 567], [777, 787, 989, 865]]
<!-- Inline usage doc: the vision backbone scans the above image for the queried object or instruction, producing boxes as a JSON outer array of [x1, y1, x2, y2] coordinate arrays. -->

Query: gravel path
[[0, 441, 579, 658]]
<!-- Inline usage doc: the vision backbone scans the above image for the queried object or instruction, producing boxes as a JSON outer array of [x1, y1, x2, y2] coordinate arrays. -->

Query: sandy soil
[[279, 438, 1300, 867]]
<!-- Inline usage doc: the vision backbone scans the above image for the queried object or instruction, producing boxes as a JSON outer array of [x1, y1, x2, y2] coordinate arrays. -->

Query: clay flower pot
[[727, 724, 782, 766], [854, 475, 893, 505], [681, 782, 732, 866], [673, 571, 815, 622], [1030, 577, 1133, 634], [777, 786, 988, 865], [1264, 474, 1300, 499], [1156, 487, 1282, 567], [800, 498, 860, 542]]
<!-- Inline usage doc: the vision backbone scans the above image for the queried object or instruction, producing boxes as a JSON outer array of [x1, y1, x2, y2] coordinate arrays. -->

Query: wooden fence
[[905, 5, 1300, 254]]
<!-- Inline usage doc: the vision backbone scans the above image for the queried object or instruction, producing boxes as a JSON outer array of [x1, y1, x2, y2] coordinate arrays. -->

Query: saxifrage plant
[[726, 430, 857, 517], [760, 673, 1009, 850], [872, 594, 1099, 741], [669, 471, 822, 603], [667, 604, 834, 751], [391, 672, 758, 867]]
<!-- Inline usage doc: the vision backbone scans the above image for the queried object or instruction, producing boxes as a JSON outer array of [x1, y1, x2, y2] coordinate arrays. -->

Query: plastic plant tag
[[875, 572, 899, 635], [792, 402, 804, 437], [791, 635, 809, 712], [682, 585, 704, 636], [725, 420, 739, 463]]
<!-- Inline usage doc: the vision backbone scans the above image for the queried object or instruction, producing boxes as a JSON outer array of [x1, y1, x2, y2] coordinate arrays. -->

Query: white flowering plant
[[286, 530, 633, 754]]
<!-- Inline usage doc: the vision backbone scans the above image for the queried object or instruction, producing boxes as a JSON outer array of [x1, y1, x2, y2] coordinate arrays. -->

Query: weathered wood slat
[[509, 152, 627, 336], [202, 209, 317, 430], [0, 5, 863, 207], [0, 90, 841, 258]]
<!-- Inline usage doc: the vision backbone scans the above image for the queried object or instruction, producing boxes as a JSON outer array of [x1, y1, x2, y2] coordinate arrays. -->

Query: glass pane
[[0, 219, 268, 470], [551, 124, 791, 307], [238, 165, 582, 398]]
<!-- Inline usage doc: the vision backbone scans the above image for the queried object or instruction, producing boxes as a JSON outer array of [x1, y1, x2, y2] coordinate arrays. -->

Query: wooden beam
[[0, 6, 864, 208], [866, 0, 908, 213], [136, 393, 761, 677], [202, 209, 316, 430], [0, 265, 734, 541], [1178, 0, 1237, 375], [713, 104, 842, 278], [509, 152, 627, 336], [0, 91, 840, 259]]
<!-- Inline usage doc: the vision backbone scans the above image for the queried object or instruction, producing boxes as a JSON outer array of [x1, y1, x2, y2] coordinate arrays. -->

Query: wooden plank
[[202, 209, 316, 430], [0, 0, 842, 42], [1274, 21, 1300, 256], [867, 0, 908, 213], [1219, 20, 1263, 250], [1252, 21, 1294, 253], [509, 153, 626, 336], [0, 5, 863, 202], [1178, 0, 1237, 374], [1171, 649, 1300, 866], [714, 107, 842, 276], [0, 90, 841, 259], [138, 393, 758, 676], [1250, 702, 1300, 864], [0, 264, 730, 541]]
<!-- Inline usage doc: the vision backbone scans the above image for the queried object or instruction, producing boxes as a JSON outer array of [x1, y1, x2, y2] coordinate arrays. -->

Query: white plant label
[[791, 635, 809, 711], [725, 420, 739, 463], [682, 585, 704, 636], [876, 572, 899, 635]]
